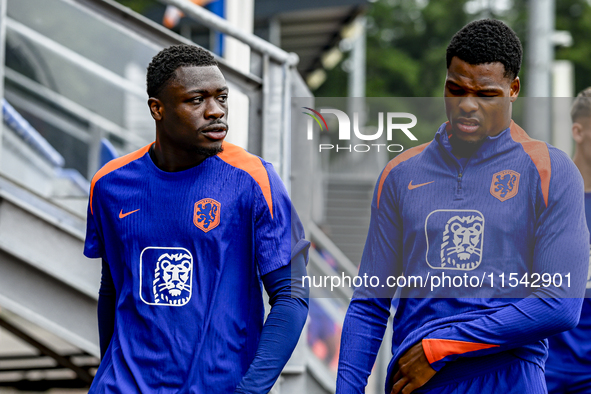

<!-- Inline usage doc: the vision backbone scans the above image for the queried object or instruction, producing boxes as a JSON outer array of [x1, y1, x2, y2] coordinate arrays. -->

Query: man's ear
[[509, 77, 520, 102], [149, 98, 163, 121], [573, 122, 584, 144]]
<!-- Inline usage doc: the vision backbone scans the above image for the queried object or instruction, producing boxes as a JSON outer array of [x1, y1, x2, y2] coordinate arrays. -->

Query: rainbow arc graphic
[[302, 107, 328, 131]]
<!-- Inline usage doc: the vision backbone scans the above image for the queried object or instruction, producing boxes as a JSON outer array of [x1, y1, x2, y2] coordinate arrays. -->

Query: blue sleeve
[[336, 173, 402, 394], [337, 298, 391, 394], [234, 248, 309, 393], [98, 258, 116, 360], [422, 150, 589, 370], [84, 191, 104, 259], [253, 163, 294, 276]]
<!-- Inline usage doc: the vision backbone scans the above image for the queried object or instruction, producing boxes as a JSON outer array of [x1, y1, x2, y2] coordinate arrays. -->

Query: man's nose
[[205, 98, 225, 119], [458, 97, 478, 114]]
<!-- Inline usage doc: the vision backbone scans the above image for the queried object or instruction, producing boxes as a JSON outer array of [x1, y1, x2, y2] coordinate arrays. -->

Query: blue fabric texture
[[97, 258, 116, 360], [414, 354, 548, 394], [85, 142, 308, 393], [546, 363, 591, 394], [336, 122, 589, 394], [234, 256, 309, 393], [545, 192, 591, 391]]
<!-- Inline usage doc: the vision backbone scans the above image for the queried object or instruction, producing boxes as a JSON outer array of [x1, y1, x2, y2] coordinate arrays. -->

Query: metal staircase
[[0, 0, 349, 392], [0, 173, 99, 390], [323, 176, 374, 265]]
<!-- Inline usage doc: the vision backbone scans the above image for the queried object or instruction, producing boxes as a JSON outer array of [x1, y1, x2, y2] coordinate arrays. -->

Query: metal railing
[[308, 221, 393, 394], [0, 0, 321, 391]]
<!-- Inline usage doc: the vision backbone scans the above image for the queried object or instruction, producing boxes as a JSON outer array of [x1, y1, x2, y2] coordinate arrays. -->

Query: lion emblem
[[440, 215, 484, 270], [153, 252, 192, 305], [193, 198, 221, 232], [494, 174, 516, 197], [490, 170, 520, 202]]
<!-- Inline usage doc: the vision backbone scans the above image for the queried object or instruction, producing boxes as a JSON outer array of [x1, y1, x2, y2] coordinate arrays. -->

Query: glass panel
[[7, 0, 159, 78], [6, 0, 157, 136], [4, 0, 165, 193]]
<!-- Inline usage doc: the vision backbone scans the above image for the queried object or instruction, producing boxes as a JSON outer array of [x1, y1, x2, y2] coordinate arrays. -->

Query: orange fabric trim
[[509, 121, 551, 207], [89, 143, 153, 215], [217, 142, 274, 218], [422, 338, 499, 364], [377, 142, 430, 208]]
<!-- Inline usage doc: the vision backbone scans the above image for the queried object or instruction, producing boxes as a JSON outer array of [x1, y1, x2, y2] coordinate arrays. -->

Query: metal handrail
[[72, 0, 263, 91], [160, 0, 299, 66], [2, 99, 65, 168], [5, 68, 146, 148], [308, 221, 359, 278], [6, 18, 147, 100], [309, 247, 353, 301]]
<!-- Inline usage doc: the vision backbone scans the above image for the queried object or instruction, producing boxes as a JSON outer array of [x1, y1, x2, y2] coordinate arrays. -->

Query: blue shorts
[[546, 367, 591, 394], [407, 353, 547, 394]]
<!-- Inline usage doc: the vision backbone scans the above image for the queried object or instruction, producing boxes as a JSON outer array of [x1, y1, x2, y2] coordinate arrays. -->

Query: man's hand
[[390, 341, 436, 394]]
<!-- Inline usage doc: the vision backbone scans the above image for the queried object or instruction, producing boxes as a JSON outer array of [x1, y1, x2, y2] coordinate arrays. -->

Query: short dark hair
[[146, 44, 218, 98], [571, 87, 591, 123], [446, 19, 522, 80]]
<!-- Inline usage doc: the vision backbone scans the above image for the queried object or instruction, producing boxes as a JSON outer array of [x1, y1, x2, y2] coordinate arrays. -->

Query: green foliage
[[555, 0, 591, 94], [314, 0, 591, 98], [365, 0, 472, 97], [114, 0, 591, 97]]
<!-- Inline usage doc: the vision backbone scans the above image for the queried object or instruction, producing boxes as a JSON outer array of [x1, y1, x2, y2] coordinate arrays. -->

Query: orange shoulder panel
[[509, 121, 551, 207], [377, 142, 430, 209], [422, 338, 499, 364], [89, 143, 153, 215], [217, 142, 274, 218]]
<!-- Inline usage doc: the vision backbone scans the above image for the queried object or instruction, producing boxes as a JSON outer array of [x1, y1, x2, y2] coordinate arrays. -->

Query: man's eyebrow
[[186, 87, 229, 94], [477, 88, 503, 94], [445, 80, 502, 93]]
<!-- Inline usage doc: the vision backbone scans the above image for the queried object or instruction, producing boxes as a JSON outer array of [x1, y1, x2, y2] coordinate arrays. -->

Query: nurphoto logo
[[303, 107, 418, 153]]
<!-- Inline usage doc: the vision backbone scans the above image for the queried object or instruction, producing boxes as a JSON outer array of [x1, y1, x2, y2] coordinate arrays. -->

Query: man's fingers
[[401, 380, 422, 394], [390, 376, 408, 394]]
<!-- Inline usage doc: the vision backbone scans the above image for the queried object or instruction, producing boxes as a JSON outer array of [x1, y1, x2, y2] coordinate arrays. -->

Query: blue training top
[[336, 121, 589, 393], [85, 141, 305, 393], [546, 193, 591, 374]]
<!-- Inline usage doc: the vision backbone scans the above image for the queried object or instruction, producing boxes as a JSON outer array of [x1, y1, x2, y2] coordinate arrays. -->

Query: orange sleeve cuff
[[422, 338, 499, 364]]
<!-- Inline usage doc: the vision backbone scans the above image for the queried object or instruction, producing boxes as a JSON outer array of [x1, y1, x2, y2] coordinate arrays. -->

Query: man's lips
[[454, 118, 480, 133], [201, 124, 227, 140]]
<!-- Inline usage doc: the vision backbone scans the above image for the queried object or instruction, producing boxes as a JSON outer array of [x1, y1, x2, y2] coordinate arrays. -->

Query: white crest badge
[[140, 247, 193, 306], [425, 210, 485, 271]]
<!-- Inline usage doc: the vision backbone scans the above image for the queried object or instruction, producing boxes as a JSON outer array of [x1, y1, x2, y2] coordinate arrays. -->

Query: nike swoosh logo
[[408, 180, 435, 190], [119, 209, 140, 219]]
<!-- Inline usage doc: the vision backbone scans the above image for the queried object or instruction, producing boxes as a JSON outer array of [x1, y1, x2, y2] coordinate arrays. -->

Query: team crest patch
[[139, 247, 193, 306], [425, 210, 485, 271], [490, 170, 520, 202], [193, 198, 221, 232]]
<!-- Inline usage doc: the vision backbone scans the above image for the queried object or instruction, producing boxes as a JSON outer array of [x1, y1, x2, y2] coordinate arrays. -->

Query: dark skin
[[390, 57, 520, 394], [148, 65, 229, 172], [444, 57, 520, 158]]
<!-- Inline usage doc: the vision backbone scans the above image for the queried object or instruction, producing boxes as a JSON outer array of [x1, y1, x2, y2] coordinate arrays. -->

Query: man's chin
[[450, 135, 485, 158], [194, 143, 224, 158], [454, 133, 482, 144]]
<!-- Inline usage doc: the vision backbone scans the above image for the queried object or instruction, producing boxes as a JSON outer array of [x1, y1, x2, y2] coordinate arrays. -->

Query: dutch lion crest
[[193, 198, 221, 232], [440, 215, 484, 270], [490, 170, 520, 202]]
